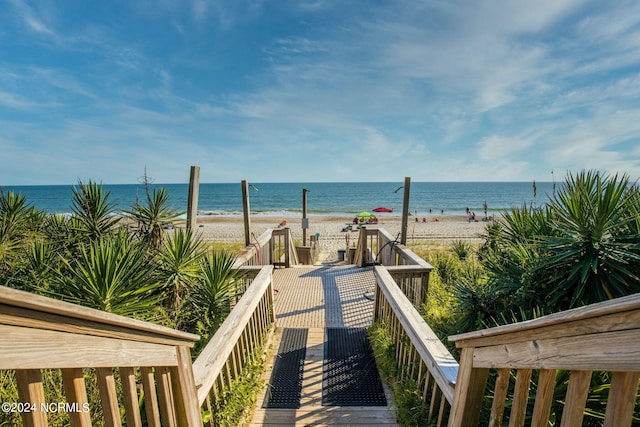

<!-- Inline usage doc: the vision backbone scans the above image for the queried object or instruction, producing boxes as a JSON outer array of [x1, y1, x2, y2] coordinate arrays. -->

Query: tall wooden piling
[[186, 166, 200, 232], [242, 180, 252, 247], [400, 176, 411, 245]]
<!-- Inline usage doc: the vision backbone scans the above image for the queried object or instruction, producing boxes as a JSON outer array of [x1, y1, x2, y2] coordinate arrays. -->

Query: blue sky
[[2, 0, 640, 185]]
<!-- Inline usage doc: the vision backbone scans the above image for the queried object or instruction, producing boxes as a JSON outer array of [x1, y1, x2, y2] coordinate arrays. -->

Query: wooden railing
[[373, 266, 458, 427], [447, 293, 640, 427], [233, 228, 298, 268], [192, 265, 275, 414], [355, 227, 433, 306], [0, 285, 202, 427]]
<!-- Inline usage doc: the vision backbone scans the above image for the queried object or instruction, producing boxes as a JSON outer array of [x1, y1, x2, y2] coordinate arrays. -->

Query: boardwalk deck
[[248, 265, 399, 426]]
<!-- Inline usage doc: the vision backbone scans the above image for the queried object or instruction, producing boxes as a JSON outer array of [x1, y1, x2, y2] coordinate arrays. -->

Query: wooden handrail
[[0, 286, 199, 346], [233, 229, 273, 267], [447, 293, 640, 427], [0, 285, 202, 427], [233, 228, 299, 268], [353, 227, 433, 306], [373, 266, 458, 426], [192, 265, 275, 406]]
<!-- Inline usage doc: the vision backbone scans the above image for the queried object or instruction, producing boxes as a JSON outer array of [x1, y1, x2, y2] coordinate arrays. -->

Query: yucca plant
[[71, 180, 120, 241], [126, 186, 181, 249], [451, 240, 472, 261], [0, 190, 31, 236], [542, 170, 640, 308], [51, 231, 161, 319], [190, 250, 241, 330], [156, 228, 206, 313]]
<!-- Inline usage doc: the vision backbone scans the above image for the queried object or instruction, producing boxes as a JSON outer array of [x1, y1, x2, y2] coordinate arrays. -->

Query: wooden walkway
[[248, 265, 399, 426]]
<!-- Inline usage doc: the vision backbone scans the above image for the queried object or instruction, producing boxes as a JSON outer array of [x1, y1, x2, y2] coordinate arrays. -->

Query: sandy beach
[[192, 214, 489, 263]]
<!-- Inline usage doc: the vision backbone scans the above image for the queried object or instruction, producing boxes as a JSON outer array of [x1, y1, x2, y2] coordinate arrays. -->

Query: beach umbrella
[[372, 207, 393, 213], [356, 211, 375, 218]]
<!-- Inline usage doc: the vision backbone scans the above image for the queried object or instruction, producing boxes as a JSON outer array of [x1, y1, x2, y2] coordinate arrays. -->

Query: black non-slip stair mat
[[323, 327, 387, 406], [262, 328, 308, 409]]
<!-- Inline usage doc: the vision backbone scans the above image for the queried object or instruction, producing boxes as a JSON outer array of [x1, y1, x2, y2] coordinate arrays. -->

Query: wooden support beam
[[400, 177, 411, 245], [186, 165, 200, 231]]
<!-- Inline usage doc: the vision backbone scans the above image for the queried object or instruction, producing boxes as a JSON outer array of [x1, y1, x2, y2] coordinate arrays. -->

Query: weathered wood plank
[[450, 293, 640, 346], [0, 324, 178, 369], [0, 286, 198, 343], [604, 371, 640, 427], [192, 265, 274, 405], [15, 369, 48, 427], [96, 367, 122, 427], [0, 304, 197, 347], [61, 368, 92, 427], [120, 367, 142, 427], [560, 370, 591, 427], [140, 367, 162, 427], [170, 346, 202, 427], [374, 266, 458, 402], [155, 367, 177, 427], [448, 348, 489, 427], [488, 368, 510, 427], [471, 329, 640, 371], [530, 369, 556, 427], [509, 369, 532, 427]]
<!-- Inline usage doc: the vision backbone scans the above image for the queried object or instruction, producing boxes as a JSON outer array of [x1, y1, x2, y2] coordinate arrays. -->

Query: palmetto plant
[[0, 190, 32, 266], [71, 180, 121, 240], [156, 228, 205, 312], [191, 250, 241, 330], [543, 170, 640, 308], [52, 231, 161, 319], [158, 228, 206, 316], [126, 187, 181, 249]]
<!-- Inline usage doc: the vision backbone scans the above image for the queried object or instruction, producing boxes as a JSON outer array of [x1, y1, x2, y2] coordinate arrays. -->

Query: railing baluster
[[604, 371, 640, 427], [154, 366, 177, 427], [95, 367, 122, 427], [16, 369, 48, 427], [489, 368, 510, 427], [140, 367, 162, 427], [510, 368, 532, 427], [530, 369, 556, 427], [560, 370, 591, 427], [62, 368, 92, 427], [120, 367, 143, 427]]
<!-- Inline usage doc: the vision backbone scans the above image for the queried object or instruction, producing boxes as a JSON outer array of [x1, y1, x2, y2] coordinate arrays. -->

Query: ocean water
[[2, 181, 555, 217]]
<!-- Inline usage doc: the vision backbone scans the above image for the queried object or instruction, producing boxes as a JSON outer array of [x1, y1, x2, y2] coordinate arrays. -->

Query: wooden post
[[186, 166, 200, 232], [302, 188, 309, 246], [284, 228, 291, 268], [360, 227, 368, 267], [400, 176, 411, 245], [242, 180, 251, 247]]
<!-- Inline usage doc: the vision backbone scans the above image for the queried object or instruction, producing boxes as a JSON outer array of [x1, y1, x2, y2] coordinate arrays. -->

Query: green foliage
[[542, 170, 640, 308], [156, 228, 205, 314], [71, 180, 121, 240], [0, 179, 270, 426], [51, 230, 162, 319], [126, 186, 181, 249], [450, 240, 472, 261], [368, 323, 434, 426], [191, 250, 241, 330], [475, 170, 640, 317], [206, 348, 266, 426]]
